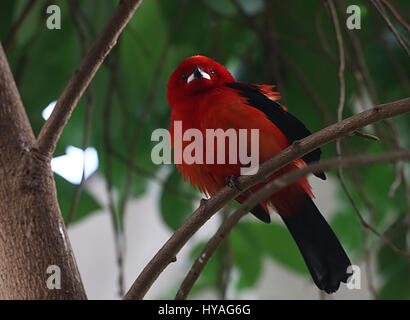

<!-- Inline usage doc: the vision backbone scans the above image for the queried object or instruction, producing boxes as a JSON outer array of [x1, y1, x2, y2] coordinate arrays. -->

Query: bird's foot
[[225, 175, 243, 191], [200, 198, 208, 206]]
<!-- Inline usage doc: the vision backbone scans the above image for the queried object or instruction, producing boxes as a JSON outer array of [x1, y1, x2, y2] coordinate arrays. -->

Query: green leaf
[[236, 221, 309, 275], [54, 175, 101, 224], [377, 218, 410, 299], [159, 167, 197, 231], [0, 0, 16, 41], [331, 210, 364, 254], [231, 224, 263, 288], [188, 241, 222, 296]]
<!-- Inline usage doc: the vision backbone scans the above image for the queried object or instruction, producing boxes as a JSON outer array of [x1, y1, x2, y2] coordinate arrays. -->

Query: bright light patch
[[42, 100, 57, 120], [51, 146, 99, 185]]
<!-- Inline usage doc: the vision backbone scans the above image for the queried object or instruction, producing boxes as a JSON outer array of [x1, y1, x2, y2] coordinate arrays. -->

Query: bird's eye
[[209, 69, 215, 75], [181, 73, 187, 81]]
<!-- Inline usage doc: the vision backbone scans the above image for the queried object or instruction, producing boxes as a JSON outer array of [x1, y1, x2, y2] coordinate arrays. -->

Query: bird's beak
[[187, 66, 211, 83]]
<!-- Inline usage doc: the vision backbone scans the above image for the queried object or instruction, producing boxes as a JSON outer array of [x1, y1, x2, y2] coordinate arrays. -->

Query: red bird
[[167, 55, 351, 293]]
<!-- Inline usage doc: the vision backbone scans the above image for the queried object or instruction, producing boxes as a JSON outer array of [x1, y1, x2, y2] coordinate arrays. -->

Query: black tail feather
[[281, 195, 352, 293], [236, 198, 271, 223], [250, 204, 271, 223]]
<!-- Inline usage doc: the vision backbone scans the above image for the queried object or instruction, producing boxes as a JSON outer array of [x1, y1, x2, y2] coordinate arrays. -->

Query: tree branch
[[326, 2, 363, 279], [175, 151, 410, 299], [0, 43, 87, 300], [0, 44, 36, 160], [118, 0, 188, 228], [326, 0, 345, 130], [36, 0, 143, 158], [280, 53, 333, 125], [216, 207, 234, 300], [370, 0, 410, 56], [380, 0, 410, 34], [352, 130, 380, 142], [111, 150, 198, 201], [328, 4, 384, 284], [316, 5, 337, 63], [67, 0, 95, 226], [4, 0, 38, 53], [123, 97, 410, 300], [336, 0, 409, 210], [380, 29, 410, 95], [100, 44, 127, 297]]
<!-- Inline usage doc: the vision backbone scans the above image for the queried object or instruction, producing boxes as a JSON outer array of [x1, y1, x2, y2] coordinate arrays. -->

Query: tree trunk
[[0, 44, 86, 299]]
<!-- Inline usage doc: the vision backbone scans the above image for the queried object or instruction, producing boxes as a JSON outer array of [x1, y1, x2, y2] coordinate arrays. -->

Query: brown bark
[[0, 44, 86, 299], [0, 0, 143, 299], [37, 0, 144, 158]]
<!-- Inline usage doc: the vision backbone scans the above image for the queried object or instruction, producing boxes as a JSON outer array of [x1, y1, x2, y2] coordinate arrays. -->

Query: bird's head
[[167, 55, 234, 108]]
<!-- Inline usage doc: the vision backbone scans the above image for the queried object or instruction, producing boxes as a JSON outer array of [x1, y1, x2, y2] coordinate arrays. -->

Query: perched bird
[[167, 55, 351, 293]]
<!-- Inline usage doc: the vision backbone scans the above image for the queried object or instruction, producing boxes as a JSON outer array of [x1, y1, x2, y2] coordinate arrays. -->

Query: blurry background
[[0, 0, 409, 299]]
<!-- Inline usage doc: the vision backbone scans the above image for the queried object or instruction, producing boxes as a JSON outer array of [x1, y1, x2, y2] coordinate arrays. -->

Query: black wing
[[226, 82, 326, 180]]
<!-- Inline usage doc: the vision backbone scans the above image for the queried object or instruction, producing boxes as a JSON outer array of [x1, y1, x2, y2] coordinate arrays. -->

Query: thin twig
[[316, 5, 338, 63], [326, 0, 345, 129], [328, 3, 386, 299], [199, 0, 241, 24], [75, 1, 97, 37], [383, 119, 409, 209], [336, 0, 379, 102], [125, 25, 152, 58], [336, 0, 407, 162], [326, 2, 353, 264], [229, 0, 288, 102], [335, 0, 387, 147], [362, 230, 377, 298], [275, 32, 337, 65], [204, 0, 335, 65], [112, 77, 132, 139], [14, 9, 43, 87], [123, 97, 410, 300], [231, 151, 410, 258], [388, 163, 403, 197], [4, 0, 38, 52], [37, 0, 144, 158], [280, 54, 333, 125], [117, 0, 188, 224], [230, 0, 261, 34], [103, 44, 127, 297], [263, 0, 286, 97], [370, 0, 410, 56], [217, 207, 234, 299], [175, 151, 410, 299], [352, 130, 380, 142], [111, 150, 198, 201], [175, 206, 245, 300], [380, 0, 410, 34], [336, 0, 409, 205], [348, 170, 378, 298], [380, 29, 410, 95], [67, 0, 95, 226]]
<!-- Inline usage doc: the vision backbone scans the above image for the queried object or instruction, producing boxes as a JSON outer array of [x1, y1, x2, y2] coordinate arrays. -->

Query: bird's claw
[[225, 175, 243, 191]]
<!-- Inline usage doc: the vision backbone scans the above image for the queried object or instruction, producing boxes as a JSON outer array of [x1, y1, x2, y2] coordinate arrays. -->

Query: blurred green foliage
[[1, 0, 409, 299]]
